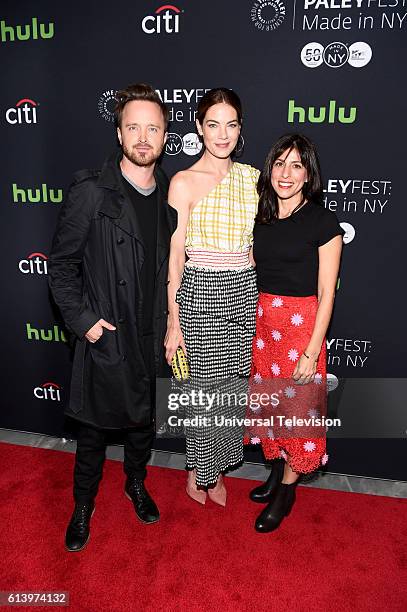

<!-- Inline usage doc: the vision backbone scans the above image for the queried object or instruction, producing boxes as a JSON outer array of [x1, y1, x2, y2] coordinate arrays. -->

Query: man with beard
[[49, 83, 177, 551]]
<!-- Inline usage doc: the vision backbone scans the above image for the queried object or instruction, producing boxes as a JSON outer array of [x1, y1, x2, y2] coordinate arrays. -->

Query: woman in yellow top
[[165, 88, 259, 505]]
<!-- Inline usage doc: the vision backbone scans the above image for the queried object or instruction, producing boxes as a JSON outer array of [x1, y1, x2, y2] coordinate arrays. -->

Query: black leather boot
[[254, 481, 297, 533], [65, 502, 95, 552], [125, 477, 160, 524], [249, 459, 285, 503]]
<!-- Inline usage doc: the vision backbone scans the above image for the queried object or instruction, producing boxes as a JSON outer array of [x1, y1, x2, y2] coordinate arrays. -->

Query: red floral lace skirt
[[244, 293, 329, 474]]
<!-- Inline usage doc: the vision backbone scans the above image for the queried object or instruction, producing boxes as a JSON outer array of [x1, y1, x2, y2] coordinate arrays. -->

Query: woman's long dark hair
[[256, 134, 323, 224]]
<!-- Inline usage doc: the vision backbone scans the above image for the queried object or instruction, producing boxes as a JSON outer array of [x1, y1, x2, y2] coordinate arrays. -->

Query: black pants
[[73, 423, 154, 502], [73, 334, 156, 503]]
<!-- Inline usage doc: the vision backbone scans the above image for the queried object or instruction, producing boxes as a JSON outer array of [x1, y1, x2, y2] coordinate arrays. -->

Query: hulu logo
[[288, 100, 357, 124], [13, 184, 63, 204], [26, 324, 67, 343], [1, 17, 54, 42]]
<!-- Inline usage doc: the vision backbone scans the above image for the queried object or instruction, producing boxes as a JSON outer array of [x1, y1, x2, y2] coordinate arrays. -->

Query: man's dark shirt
[[121, 173, 158, 336]]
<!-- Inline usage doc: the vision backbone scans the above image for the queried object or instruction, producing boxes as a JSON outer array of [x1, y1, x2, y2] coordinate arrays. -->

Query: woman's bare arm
[[292, 235, 343, 383], [164, 172, 191, 363]]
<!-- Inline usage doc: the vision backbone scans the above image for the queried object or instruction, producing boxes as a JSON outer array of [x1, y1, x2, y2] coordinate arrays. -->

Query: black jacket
[[48, 150, 177, 429]]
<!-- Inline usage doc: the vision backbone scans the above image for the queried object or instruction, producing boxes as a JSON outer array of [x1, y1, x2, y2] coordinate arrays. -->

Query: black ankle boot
[[254, 482, 297, 533], [249, 459, 285, 503], [125, 478, 160, 524], [65, 502, 95, 552]]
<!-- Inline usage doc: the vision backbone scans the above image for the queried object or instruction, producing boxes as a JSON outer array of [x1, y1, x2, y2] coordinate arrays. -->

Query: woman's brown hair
[[196, 88, 242, 126]]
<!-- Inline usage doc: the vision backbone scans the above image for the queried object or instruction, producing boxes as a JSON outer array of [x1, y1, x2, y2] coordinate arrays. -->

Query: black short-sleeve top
[[253, 201, 344, 297]]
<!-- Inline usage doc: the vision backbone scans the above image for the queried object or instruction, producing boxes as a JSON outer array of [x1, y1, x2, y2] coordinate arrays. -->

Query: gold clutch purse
[[171, 347, 189, 380]]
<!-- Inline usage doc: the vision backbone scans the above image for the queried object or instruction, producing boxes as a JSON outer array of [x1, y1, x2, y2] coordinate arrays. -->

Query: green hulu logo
[[26, 323, 67, 343], [287, 100, 357, 124], [13, 184, 63, 204], [1, 17, 54, 42]]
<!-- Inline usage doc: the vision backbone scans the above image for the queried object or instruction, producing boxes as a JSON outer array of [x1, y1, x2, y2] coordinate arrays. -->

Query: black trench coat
[[48, 150, 177, 429]]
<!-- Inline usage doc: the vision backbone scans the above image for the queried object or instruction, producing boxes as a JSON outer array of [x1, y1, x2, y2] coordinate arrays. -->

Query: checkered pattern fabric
[[185, 162, 260, 254], [176, 266, 258, 486]]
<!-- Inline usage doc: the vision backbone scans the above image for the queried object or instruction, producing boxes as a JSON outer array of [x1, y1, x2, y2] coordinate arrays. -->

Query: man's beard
[[122, 143, 161, 168]]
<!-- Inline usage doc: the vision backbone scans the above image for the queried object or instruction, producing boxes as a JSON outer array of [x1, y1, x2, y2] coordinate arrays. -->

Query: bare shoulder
[[171, 163, 208, 184], [170, 169, 195, 190], [169, 166, 206, 206]]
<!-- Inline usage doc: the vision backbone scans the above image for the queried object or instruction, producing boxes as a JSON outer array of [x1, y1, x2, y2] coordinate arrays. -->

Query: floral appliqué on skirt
[[244, 293, 329, 474]]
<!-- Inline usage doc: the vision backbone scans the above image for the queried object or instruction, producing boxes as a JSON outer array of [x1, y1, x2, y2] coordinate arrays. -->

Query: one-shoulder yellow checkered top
[[185, 163, 260, 266]]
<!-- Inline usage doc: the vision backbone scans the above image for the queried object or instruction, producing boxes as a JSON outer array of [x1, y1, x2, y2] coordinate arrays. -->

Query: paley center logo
[[34, 382, 61, 401], [19, 252, 48, 275], [5, 98, 38, 124], [0, 17, 54, 43], [141, 4, 182, 34], [287, 99, 357, 124], [251, 0, 286, 31], [301, 41, 372, 68], [98, 89, 117, 122]]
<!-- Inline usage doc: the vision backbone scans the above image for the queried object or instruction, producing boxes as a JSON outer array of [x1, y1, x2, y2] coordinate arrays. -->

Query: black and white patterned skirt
[[176, 265, 257, 486]]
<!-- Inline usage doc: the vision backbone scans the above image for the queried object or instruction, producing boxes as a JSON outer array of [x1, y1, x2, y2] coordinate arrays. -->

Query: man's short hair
[[114, 83, 169, 130]]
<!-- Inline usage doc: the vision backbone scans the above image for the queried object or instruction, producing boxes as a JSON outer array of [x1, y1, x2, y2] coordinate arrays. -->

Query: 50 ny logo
[[301, 41, 372, 69]]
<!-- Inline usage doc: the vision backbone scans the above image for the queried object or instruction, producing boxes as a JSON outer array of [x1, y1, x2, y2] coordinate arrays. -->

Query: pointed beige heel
[[208, 474, 227, 507], [186, 469, 207, 505]]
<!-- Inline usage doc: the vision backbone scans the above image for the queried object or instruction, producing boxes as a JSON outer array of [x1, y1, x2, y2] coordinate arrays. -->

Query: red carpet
[[0, 442, 406, 612]]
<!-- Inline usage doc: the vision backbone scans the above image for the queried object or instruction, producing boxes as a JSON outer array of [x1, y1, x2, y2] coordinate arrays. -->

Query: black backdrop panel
[[1, 1, 406, 479]]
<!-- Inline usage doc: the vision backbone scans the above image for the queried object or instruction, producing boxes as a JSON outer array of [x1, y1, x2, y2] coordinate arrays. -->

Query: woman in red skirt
[[245, 134, 344, 533]]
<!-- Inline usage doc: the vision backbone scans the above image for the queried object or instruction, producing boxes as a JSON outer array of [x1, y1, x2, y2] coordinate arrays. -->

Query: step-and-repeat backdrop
[[1, 1, 406, 479]]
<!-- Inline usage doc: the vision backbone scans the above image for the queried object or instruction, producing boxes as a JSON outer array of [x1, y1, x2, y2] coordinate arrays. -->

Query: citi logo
[[34, 382, 61, 401], [142, 5, 182, 34], [26, 323, 67, 343], [288, 99, 357, 124], [19, 253, 48, 275], [6, 99, 38, 125], [12, 183, 63, 204], [0, 17, 54, 43]]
